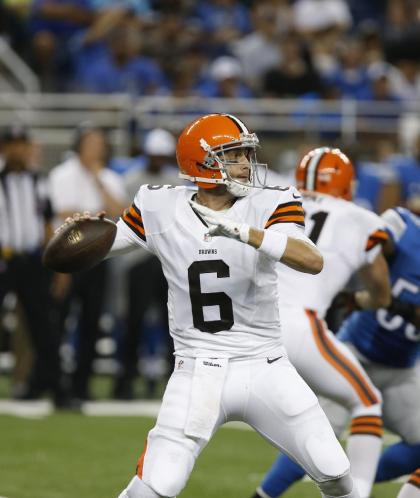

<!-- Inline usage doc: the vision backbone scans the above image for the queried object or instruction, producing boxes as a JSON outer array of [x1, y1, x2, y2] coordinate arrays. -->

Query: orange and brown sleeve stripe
[[365, 229, 388, 251], [408, 469, 420, 489], [122, 202, 146, 242], [305, 309, 380, 407], [265, 201, 305, 229], [350, 415, 383, 438]]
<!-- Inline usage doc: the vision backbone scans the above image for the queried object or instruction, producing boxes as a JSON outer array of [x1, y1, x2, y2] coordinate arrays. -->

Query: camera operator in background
[[49, 123, 127, 401]]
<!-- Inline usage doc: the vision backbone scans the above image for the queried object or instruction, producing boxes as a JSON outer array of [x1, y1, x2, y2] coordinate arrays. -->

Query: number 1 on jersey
[[308, 211, 329, 244]]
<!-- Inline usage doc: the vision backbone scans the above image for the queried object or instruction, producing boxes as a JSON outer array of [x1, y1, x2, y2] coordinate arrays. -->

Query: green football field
[[0, 413, 400, 498]]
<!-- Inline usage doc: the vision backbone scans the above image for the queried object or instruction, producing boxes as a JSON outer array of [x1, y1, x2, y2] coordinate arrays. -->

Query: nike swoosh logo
[[267, 356, 283, 364], [292, 193, 301, 199]]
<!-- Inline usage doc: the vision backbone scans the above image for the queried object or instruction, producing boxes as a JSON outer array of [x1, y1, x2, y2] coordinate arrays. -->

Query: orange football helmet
[[176, 113, 266, 197], [295, 147, 354, 200]]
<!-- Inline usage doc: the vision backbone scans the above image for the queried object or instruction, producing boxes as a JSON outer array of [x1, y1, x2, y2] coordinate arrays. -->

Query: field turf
[[0, 413, 400, 498]]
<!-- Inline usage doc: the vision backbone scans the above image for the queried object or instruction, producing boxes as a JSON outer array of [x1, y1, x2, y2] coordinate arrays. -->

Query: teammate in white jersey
[[397, 469, 420, 498], [253, 147, 391, 498], [63, 115, 361, 498]]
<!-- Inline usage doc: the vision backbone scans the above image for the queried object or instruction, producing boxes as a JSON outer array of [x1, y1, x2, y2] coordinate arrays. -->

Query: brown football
[[43, 217, 117, 273]]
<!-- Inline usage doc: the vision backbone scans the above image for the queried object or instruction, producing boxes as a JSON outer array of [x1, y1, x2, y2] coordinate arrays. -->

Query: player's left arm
[[190, 195, 323, 275], [355, 251, 391, 310], [248, 189, 323, 274], [349, 211, 392, 310], [379, 207, 420, 325], [246, 226, 323, 274]]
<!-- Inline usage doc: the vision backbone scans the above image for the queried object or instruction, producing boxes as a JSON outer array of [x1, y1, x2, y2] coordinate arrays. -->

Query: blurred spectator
[[162, 42, 209, 98], [294, 0, 352, 80], [383, 0, 420, 63], [343, 142, 400, 213], [325, 38, 371, 100], [390, 132, 420, 214], [89, 0, 151, 16], [29, 0, 94, 90], [113, 128, 179, 399], [198, 56, 254, 98], [292, 0, 352, 38], [144, 9, 201, 80], [49, 124, 127, 401], [123, 128, 179, 198], [0, 1, 30, 59], [231, 1, 282, 91], [387, 60, 420, 101], [263, 33, 323, 98], [0, 125, 68, 407], [3, 0, 32, 16], [345, 0, 385, 26], [192, 0, 252, 57], [367, 62, 400, 102], [270, 0, 295, 33], [74, 17, 167, 94], [81, 0, 152, 49], [357, 20, 384, 64]]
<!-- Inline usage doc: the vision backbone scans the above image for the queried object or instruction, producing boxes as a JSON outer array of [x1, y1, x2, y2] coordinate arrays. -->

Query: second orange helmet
[[295, 147, 355, 200]]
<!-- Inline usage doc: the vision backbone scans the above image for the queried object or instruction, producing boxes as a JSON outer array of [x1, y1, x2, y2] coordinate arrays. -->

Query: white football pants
[[119, 350, 353, 497]]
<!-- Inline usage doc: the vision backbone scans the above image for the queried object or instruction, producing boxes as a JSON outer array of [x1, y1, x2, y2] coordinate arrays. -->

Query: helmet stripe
[[225, 114, 249, 134], [305, 148, 327, 190]]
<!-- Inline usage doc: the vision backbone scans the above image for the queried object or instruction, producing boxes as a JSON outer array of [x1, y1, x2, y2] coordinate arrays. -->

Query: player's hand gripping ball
[[43, 212, 117, 273]]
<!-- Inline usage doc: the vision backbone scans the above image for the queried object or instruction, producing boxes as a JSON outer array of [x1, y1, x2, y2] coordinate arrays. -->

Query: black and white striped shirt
[[0, 167, 52, 255]]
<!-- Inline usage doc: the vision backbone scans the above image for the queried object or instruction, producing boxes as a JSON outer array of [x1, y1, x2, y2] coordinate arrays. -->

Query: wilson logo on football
[[67, 230, 83, 245]]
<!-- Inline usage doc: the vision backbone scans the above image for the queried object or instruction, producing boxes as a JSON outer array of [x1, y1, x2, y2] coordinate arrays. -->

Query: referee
[[0, 125, 67, 407]]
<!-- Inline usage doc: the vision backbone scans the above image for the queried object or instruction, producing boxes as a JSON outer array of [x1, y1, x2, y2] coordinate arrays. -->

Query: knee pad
[[318, 471, 354, 497], [142, 431, 196, 497], [305, 431, 350, 479]]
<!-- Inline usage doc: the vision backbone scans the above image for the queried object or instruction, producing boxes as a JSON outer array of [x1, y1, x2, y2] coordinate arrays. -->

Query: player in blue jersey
[[338, 207, 420, 484], [252, 206, 420, 498]]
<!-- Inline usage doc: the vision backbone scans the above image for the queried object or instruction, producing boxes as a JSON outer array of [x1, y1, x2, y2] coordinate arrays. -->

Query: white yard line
[[82, 400, 162, 417], [0, 399, 53, 418]]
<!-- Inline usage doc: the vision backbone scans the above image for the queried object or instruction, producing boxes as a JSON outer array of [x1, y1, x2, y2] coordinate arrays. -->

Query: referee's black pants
[[58, 261, 108, 399], [0, 252, 63, 399]]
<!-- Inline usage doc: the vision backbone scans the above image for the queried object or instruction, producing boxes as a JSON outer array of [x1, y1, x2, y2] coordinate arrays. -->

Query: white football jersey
[[115, 184, 309, 358], [277, 193, 388, 318]]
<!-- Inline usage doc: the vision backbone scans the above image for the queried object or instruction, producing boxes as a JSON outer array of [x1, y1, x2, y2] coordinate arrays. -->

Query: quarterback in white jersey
[[254, 147, 391, 498], [62, 115, 361, 498], [118, 183, 301, 358]]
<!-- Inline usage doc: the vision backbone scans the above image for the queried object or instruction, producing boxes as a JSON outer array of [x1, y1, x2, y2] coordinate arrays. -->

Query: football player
[[396, 469, 420, 498], [252, 147, 392, 498], [336, 206, 420, 485], [63, 114, 363, 498]]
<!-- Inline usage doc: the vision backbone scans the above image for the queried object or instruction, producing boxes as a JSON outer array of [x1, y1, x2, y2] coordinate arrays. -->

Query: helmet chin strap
[[221, 162, 251, 197], [225, 179, 251, 197]]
